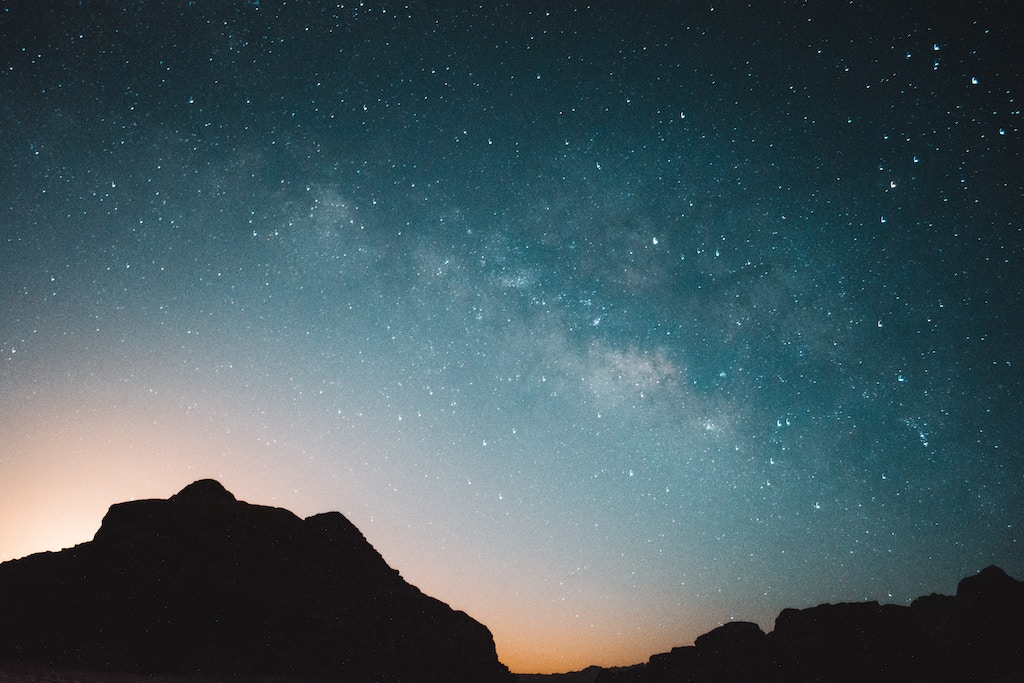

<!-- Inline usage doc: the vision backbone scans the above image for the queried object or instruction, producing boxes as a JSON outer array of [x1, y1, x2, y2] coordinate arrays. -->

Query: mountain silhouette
[[578, 564, 1024, 683], [4, 481, 1021, 682], [0, 480, 513, 682]]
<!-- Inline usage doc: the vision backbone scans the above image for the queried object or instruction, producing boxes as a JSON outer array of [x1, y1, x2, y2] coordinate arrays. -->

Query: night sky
[[1, 1, 1022, 674]]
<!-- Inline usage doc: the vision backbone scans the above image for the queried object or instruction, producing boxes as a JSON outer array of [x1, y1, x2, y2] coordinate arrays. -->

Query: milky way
[[1, 2, 1022, 673]]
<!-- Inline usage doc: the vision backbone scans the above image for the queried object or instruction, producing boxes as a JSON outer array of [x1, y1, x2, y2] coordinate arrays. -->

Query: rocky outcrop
[[0, 480, 513, 683], [771, 600, 931, 681], [945, 564, 1024, 679], [593, 565, 1024, 683]]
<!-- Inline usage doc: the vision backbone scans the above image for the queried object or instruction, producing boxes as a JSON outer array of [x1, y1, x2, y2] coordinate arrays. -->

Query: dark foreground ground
[[0, 664, 354, 683]]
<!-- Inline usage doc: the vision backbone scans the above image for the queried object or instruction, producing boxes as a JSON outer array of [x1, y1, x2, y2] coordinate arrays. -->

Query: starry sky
[[1, 1, 1022, 674]]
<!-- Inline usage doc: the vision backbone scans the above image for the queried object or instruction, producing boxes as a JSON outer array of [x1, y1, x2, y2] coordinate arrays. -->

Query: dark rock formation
[[947, 564, 1024, 679], [516, 665, 605, 683], [593, 622, 777, 683], [694, 620, 769, 658], [0, 480, 513, 683], [771, 600, 931, 681], [594, 565, 1024, 683]]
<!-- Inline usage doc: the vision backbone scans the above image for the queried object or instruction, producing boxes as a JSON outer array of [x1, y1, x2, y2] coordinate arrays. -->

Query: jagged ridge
[[583, 564, 1024, 683]]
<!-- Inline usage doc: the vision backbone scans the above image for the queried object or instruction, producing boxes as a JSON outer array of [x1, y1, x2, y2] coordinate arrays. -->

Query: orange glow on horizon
[[488, 607, 715, 674], [398, 555, 718, 674], [0, 385, 716, 674]]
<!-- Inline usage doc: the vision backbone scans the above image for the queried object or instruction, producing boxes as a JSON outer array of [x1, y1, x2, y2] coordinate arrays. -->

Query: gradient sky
[[1, 1, 1022, 674]]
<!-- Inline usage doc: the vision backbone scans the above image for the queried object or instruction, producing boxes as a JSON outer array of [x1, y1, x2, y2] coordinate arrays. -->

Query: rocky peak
[[956, 564, 1018, 601], [0, 480, 513, 682], [169, 479, 237, 504]]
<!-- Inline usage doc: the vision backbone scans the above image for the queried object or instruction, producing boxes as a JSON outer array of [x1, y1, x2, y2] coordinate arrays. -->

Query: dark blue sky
[[1, 1, 1022, 673]]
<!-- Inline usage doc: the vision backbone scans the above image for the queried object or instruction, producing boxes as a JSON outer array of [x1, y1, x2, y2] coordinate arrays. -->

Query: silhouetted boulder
[[0, 480, 513, 682], [595, 623, 776, 683], [694, 620, 767, 656], [172, 477, 238, 503]]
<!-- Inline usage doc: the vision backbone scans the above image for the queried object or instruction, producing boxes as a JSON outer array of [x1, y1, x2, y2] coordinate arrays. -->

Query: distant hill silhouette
[[524, 565, 1023, 683], [0, 480, 514, 683]]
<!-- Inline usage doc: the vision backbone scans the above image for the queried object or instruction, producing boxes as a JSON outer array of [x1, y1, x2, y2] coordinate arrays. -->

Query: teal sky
[[1, 2, 1022, 673]]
